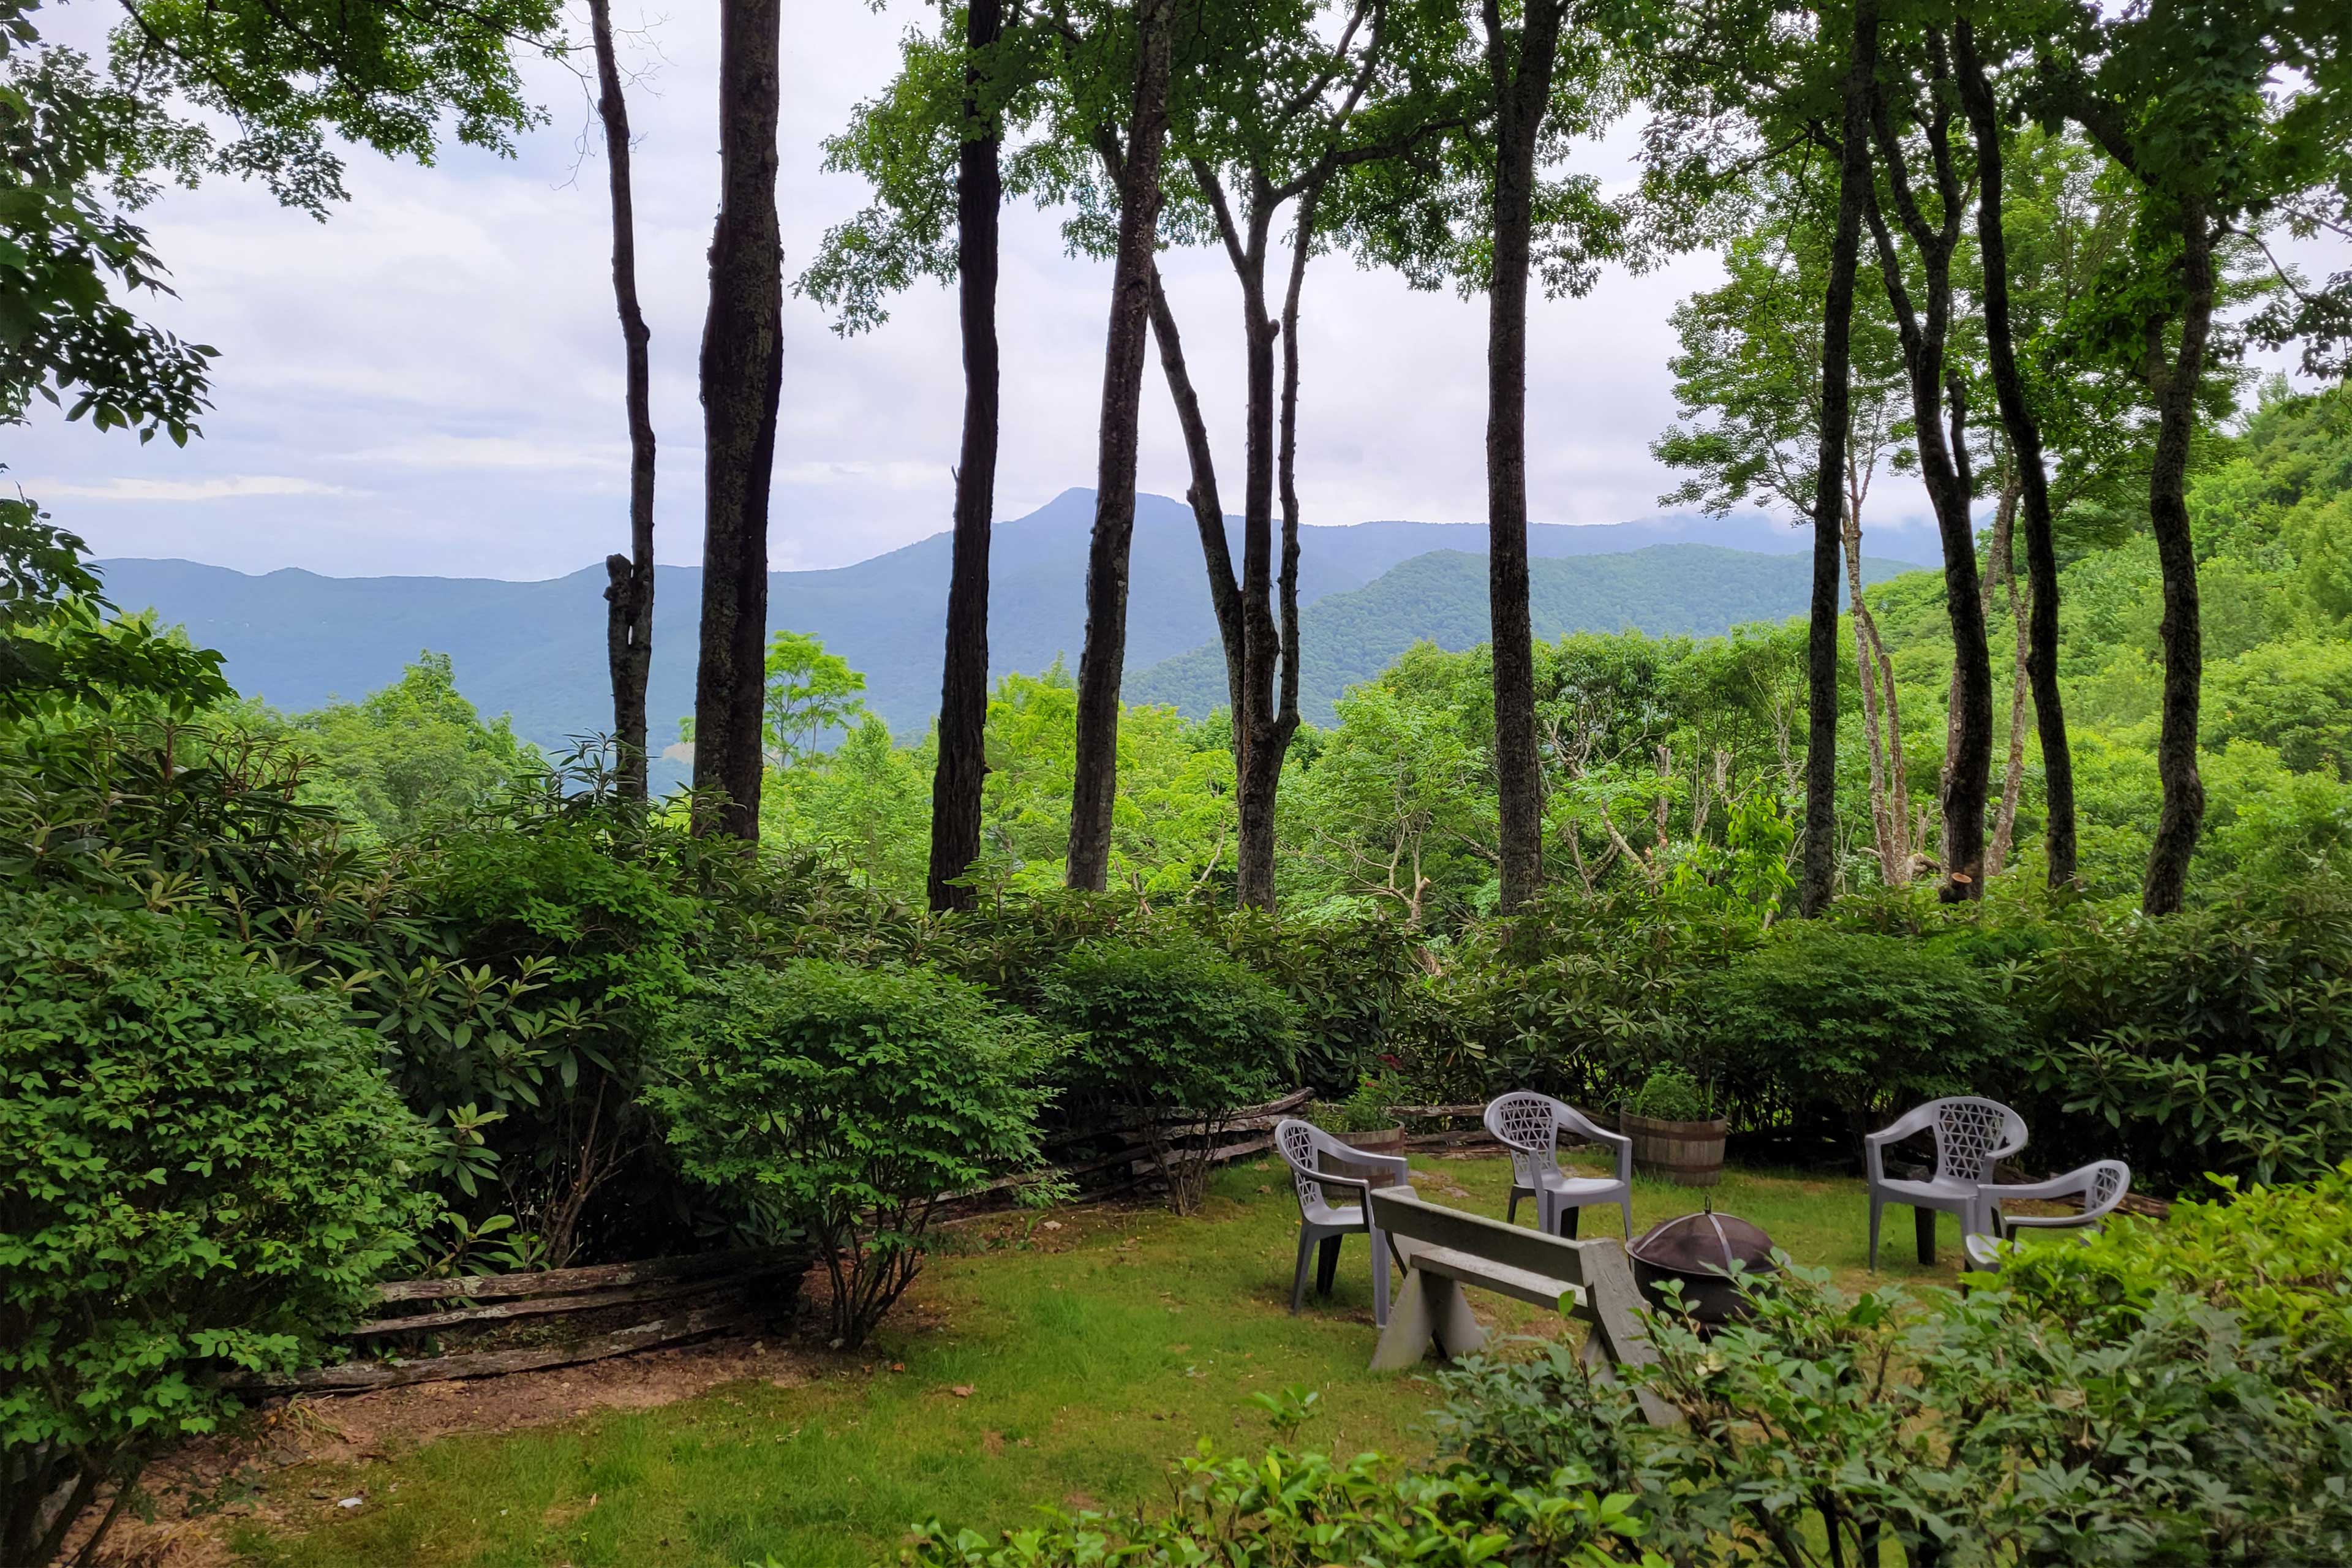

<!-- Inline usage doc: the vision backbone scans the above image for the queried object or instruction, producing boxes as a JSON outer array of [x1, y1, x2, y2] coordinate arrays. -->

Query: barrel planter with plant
[[1306, 1074, 1407, 1186], [1619, 1066, 1728, 1187]]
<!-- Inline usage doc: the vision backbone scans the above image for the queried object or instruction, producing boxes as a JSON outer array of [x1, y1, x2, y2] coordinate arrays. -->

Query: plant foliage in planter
[[1306, 1072, 1404, 1137], [646, 959, 1056, 1348], [1623, 1065, 1714, 1123], [0, 891, 435, 1567], [1041, 939, 1295, 1212]]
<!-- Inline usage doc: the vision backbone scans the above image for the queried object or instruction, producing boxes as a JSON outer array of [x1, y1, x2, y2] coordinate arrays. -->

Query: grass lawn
[[222, 1154, 1970, 1568]]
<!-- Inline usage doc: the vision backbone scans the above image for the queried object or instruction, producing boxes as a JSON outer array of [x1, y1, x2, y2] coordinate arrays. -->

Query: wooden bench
[[1368, 1186, 1680, 1428]]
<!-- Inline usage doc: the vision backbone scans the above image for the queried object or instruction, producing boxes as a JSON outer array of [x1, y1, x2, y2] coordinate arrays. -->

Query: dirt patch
[[81, 1333, 807, 1567]]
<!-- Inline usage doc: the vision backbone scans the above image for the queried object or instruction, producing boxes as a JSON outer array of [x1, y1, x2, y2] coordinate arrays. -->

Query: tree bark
[[1990, 569, 2032, 875], [1483, 0, 1567, 914], [589, 0, 655, 805], [1844, 496, 1904, 884], [690, 0, 784, 840], [1862, 31, 1992, 902], [1066, 0, 1174, 891], [1229, 181, 1284, 909], [928, 0, 1005, 911], [2141, 198, 2213, 914], [1798, 0, 1879, 918], [1953, 20, 2076, 888]]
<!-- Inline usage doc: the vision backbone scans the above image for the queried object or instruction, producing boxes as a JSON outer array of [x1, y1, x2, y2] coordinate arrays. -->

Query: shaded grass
[[224, 1156, 1962, 1568]]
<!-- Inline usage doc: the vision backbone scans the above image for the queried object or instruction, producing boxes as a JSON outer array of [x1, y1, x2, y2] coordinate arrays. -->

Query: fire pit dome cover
[[1627, 1210, 1776, 1278]]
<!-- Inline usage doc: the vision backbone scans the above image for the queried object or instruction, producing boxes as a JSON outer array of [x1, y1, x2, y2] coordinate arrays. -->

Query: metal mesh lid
[[1627, 1210, 1774, 1276]]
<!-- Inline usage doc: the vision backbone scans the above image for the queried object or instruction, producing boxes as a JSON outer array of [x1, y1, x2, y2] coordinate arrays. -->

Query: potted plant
[[1619, 1066, 1730, 1187], [1305, 1073, 1408, 1186]]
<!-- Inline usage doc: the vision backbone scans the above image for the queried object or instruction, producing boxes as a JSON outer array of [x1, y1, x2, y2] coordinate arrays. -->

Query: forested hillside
[[96, 492, 1833, 753], [1132, 543, 1920, 724]]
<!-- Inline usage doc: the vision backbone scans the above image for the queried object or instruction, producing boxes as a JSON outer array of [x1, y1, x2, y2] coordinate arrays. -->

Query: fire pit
[[1626, 1209, 1777, 1325]]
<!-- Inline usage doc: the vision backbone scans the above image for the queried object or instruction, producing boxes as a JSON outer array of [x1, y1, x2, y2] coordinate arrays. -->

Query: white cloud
[[11, 1, 2346, 580], [37, 475, 355, 502]]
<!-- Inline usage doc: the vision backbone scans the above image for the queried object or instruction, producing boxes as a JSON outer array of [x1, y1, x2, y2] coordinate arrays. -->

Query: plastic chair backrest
[[1485, 1092, 1562, 1189], [1276, 1117, 1336, 1213], [1932, 1098, 2027, 1185]]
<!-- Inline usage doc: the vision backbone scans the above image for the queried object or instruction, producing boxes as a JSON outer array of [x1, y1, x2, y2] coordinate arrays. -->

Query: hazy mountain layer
[[94, 488, 1912, 750]]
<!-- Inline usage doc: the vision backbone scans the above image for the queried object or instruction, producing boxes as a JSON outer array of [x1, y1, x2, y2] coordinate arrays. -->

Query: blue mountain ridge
[[94, 488, 1926, 753]]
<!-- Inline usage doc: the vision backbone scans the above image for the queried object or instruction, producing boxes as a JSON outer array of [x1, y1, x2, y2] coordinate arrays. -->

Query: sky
[[14, 3, 2346, 581]]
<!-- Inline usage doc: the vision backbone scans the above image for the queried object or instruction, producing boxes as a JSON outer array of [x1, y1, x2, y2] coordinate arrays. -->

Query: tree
[[692, 0, 785, 841], [932, 0, 1011, 911], [1067, 0, 1175, 892], [1120, 0, 1475, 910], [587, 0, 657, 805], [1861, 19, 1994, 903], [796, 5, 1033, 909], [0, 30, 211, 445], [282, 651, 539, 841], [2030, 0, 2352, 913], [760, 628, 868, 767], [1477, 0, 1630, 911], [1653, 168, 1918, 888], [1951, 16, 2087, 890]]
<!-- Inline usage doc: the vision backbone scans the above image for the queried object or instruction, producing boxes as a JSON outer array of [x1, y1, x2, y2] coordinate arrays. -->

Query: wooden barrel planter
[[1621, 1111, 1730, 1187], [1319, 1123, 1409, 1188]]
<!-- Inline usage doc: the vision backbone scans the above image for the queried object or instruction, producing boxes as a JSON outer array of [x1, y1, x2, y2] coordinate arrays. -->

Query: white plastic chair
[[1978, 1159, 2132, 1241], [1273, 1118, 1406, 1325], [1482, 1091, 1634, 1240], [1864, 1096, 2027, 1270]]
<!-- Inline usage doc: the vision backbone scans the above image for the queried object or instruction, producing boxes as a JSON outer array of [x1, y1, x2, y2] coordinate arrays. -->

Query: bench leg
[[1431, 1275, 1486, 1360], [1915, 1205, 1937, 1267], [1559, 1204, 1581, 1240], [1368, 1268, 1487, 1370], [1316, 1234, 1341, 1297], [1370, 1268, 1437, 1371]]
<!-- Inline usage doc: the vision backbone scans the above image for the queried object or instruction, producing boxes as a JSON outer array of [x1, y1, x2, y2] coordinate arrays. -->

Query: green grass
[[223, 1155, 1967, 1568]]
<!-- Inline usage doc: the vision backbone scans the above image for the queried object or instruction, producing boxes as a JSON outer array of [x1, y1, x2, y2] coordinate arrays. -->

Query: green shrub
[[1623, 1065, 1711, 1123], [645, 959, 1055, 1348], [1997, 1164, 2352, 1395], [391, 816, 699, 1265], [1698, 924, 2022, 1133], [0, 890, 435, 1567], [1393, 886, 1755, 1112], [912, 1260, 2352, 1568], [906, 1444, 1654, 1568], [2020, 875, 2352, 1186], [1041, 939, 1295, 1212], [1433, 1264, 2352, 1566]]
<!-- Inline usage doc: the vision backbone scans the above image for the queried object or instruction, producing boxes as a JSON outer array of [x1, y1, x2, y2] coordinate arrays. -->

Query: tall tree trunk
[[1844, 496, 1903, 884], [1066, 0, 1174, 891], [1243, 197, 1317, 913], [589, 0, 655, 805], [691, 0, 784, 840], [1483, 0, 1568, 914], [1990, 570, 2032, 875], [1145, 266, 1245, 723], [1798, 0, 1879, 919], [1863, 31, 1991, 902], [1229, 194, 1283, 909], [1954, 21, 2077, 888], [2142, 199, 2212, 914], [928, 0, 1005, 911]]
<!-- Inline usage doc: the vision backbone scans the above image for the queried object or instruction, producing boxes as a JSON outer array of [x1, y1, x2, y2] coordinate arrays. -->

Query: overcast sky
[[15, 3, 2345, 580]]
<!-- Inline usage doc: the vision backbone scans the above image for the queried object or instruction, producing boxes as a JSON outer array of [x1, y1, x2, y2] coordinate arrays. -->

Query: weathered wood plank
[[243, 1306, 752, 1393], [1370, 1187, 1600, 1288], [1409, 1245, 1585, 1313], [353, 1266, 796, 1337], [373, 1247, 795, 1306]]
